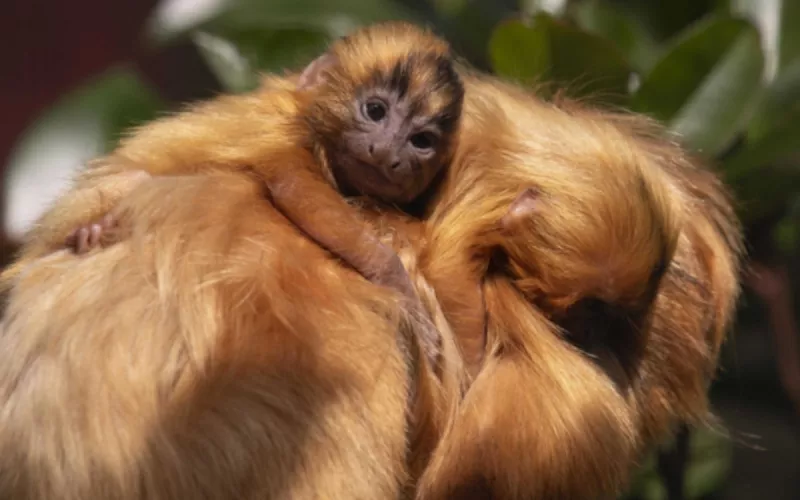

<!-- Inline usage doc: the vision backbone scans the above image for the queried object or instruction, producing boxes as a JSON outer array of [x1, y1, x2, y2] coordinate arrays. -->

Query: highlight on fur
[[0, 173, 447, 499], [413, 72, 743, 498], [0, 23, 743, 500]]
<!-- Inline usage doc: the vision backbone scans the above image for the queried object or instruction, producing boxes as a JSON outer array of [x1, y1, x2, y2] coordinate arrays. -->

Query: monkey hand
[[64, 213, 120, 254]]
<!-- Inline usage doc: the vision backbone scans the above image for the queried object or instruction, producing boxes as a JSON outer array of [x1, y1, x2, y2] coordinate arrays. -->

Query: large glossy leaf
[[193, 31, 260, 93], [571, 0, 660, 73], [594, 0, 716, 42], [488, 14, 632, 103], [193, 27, 331, 93], [4, 67, 164, 239], [488, 19, 549, 85], [631, 16, 764, 156], [729, 0, 783, 80], [220, 27, 331, 74]]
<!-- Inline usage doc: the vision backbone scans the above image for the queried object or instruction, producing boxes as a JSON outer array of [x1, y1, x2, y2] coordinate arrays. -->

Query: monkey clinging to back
[[6, 22, 465, 366]]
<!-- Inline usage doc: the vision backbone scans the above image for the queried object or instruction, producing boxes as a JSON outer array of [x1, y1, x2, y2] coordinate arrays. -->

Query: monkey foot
[[65, 213, 118, 254]]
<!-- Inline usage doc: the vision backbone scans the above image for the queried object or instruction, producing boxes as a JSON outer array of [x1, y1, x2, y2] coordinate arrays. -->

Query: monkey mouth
[[332, 153, 416, 203], [349, 158, 407, 190]]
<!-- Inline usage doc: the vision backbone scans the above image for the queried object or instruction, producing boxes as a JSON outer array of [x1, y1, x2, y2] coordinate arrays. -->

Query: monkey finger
[[88, 224, 103, 249], [75, 227, 92, 254]]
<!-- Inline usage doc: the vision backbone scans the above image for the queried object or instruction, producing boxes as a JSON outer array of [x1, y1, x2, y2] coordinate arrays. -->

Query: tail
[[416, 277, 637, 499]]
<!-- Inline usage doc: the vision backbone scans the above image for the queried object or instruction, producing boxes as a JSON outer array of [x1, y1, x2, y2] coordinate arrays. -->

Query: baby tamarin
[[5, 22, 465, 365]]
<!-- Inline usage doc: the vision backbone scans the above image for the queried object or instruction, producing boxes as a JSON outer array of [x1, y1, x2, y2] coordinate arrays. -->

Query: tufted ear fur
[[297, 53, 338, 89]]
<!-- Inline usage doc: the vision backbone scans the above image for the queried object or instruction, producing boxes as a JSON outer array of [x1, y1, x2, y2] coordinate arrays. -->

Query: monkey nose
[[368, 144, 393, 163]]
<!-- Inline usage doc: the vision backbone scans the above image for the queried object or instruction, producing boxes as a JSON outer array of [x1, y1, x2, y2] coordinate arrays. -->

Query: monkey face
[[329, 86, 456, 204], [301, 24, 464, 205]]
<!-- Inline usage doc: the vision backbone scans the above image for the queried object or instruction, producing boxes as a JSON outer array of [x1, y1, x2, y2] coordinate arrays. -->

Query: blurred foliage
[[6, 0, 800, 497]]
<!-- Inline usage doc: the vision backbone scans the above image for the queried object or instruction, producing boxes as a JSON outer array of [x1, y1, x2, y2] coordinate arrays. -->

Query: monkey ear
[[501, 188, 540, 228], [298, 53, 338, 89]]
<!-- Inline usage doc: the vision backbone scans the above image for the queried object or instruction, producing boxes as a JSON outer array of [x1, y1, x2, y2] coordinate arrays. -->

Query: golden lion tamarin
[[0, 143, 740, 500], [3, 22, 466, 367], [0, 25, 742, 500], [411, 74, 743, 499]]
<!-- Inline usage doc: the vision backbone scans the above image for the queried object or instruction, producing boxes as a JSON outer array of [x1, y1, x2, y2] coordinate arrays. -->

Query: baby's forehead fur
[[328, 26, 462, 123]]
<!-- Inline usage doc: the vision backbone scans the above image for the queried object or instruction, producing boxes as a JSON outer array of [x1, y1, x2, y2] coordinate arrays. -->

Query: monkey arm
[[263, 164, 412, 294], [259, 157, 441, 365]]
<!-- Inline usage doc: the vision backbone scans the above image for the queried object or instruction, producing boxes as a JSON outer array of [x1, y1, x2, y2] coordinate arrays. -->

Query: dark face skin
[[332, 87, 451, 205]]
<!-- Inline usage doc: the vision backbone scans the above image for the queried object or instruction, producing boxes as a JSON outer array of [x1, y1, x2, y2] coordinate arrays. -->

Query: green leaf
[[147, 0, 418, 46], [631, 16, 765, 156], [684, 427, 732, 498], [571, 0, 661, 73], [748, 58, 800, 141], [219, 27, 331, 75], [773, 211, 800, 255], [488, 19, 550, 85], [193, 31, 260, 93], [488, 14, 632, 103], [729, 0, 783, 80], [520, 0, 568, 18], [723, 114, 800, 222], [725, 164, 800, 224], [727, 0, 800, 73], [4, 67, 165, 239], [726, 114, 800, 180], [778, 0, 800, 70], [193, 26, 331, 93], [593, 0, 717, 42]]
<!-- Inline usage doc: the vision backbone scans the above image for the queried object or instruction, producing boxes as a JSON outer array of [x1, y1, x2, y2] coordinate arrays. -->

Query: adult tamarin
[[413, 74, 743, 499], [0, 172, 468, 500], [1, 21, 465, 367]]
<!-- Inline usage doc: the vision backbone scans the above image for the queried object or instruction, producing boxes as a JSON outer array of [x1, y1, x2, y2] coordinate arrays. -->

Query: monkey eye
[[363, 99, 387, 122], [409, 131, 437, 150]]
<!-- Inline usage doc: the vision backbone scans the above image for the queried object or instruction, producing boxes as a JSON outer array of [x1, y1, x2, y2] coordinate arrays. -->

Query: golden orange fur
[[1, 22, 466, 369], [0, 173, 467, 499], [0, 25, 743, 500], [412, 73, 743, 499]]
